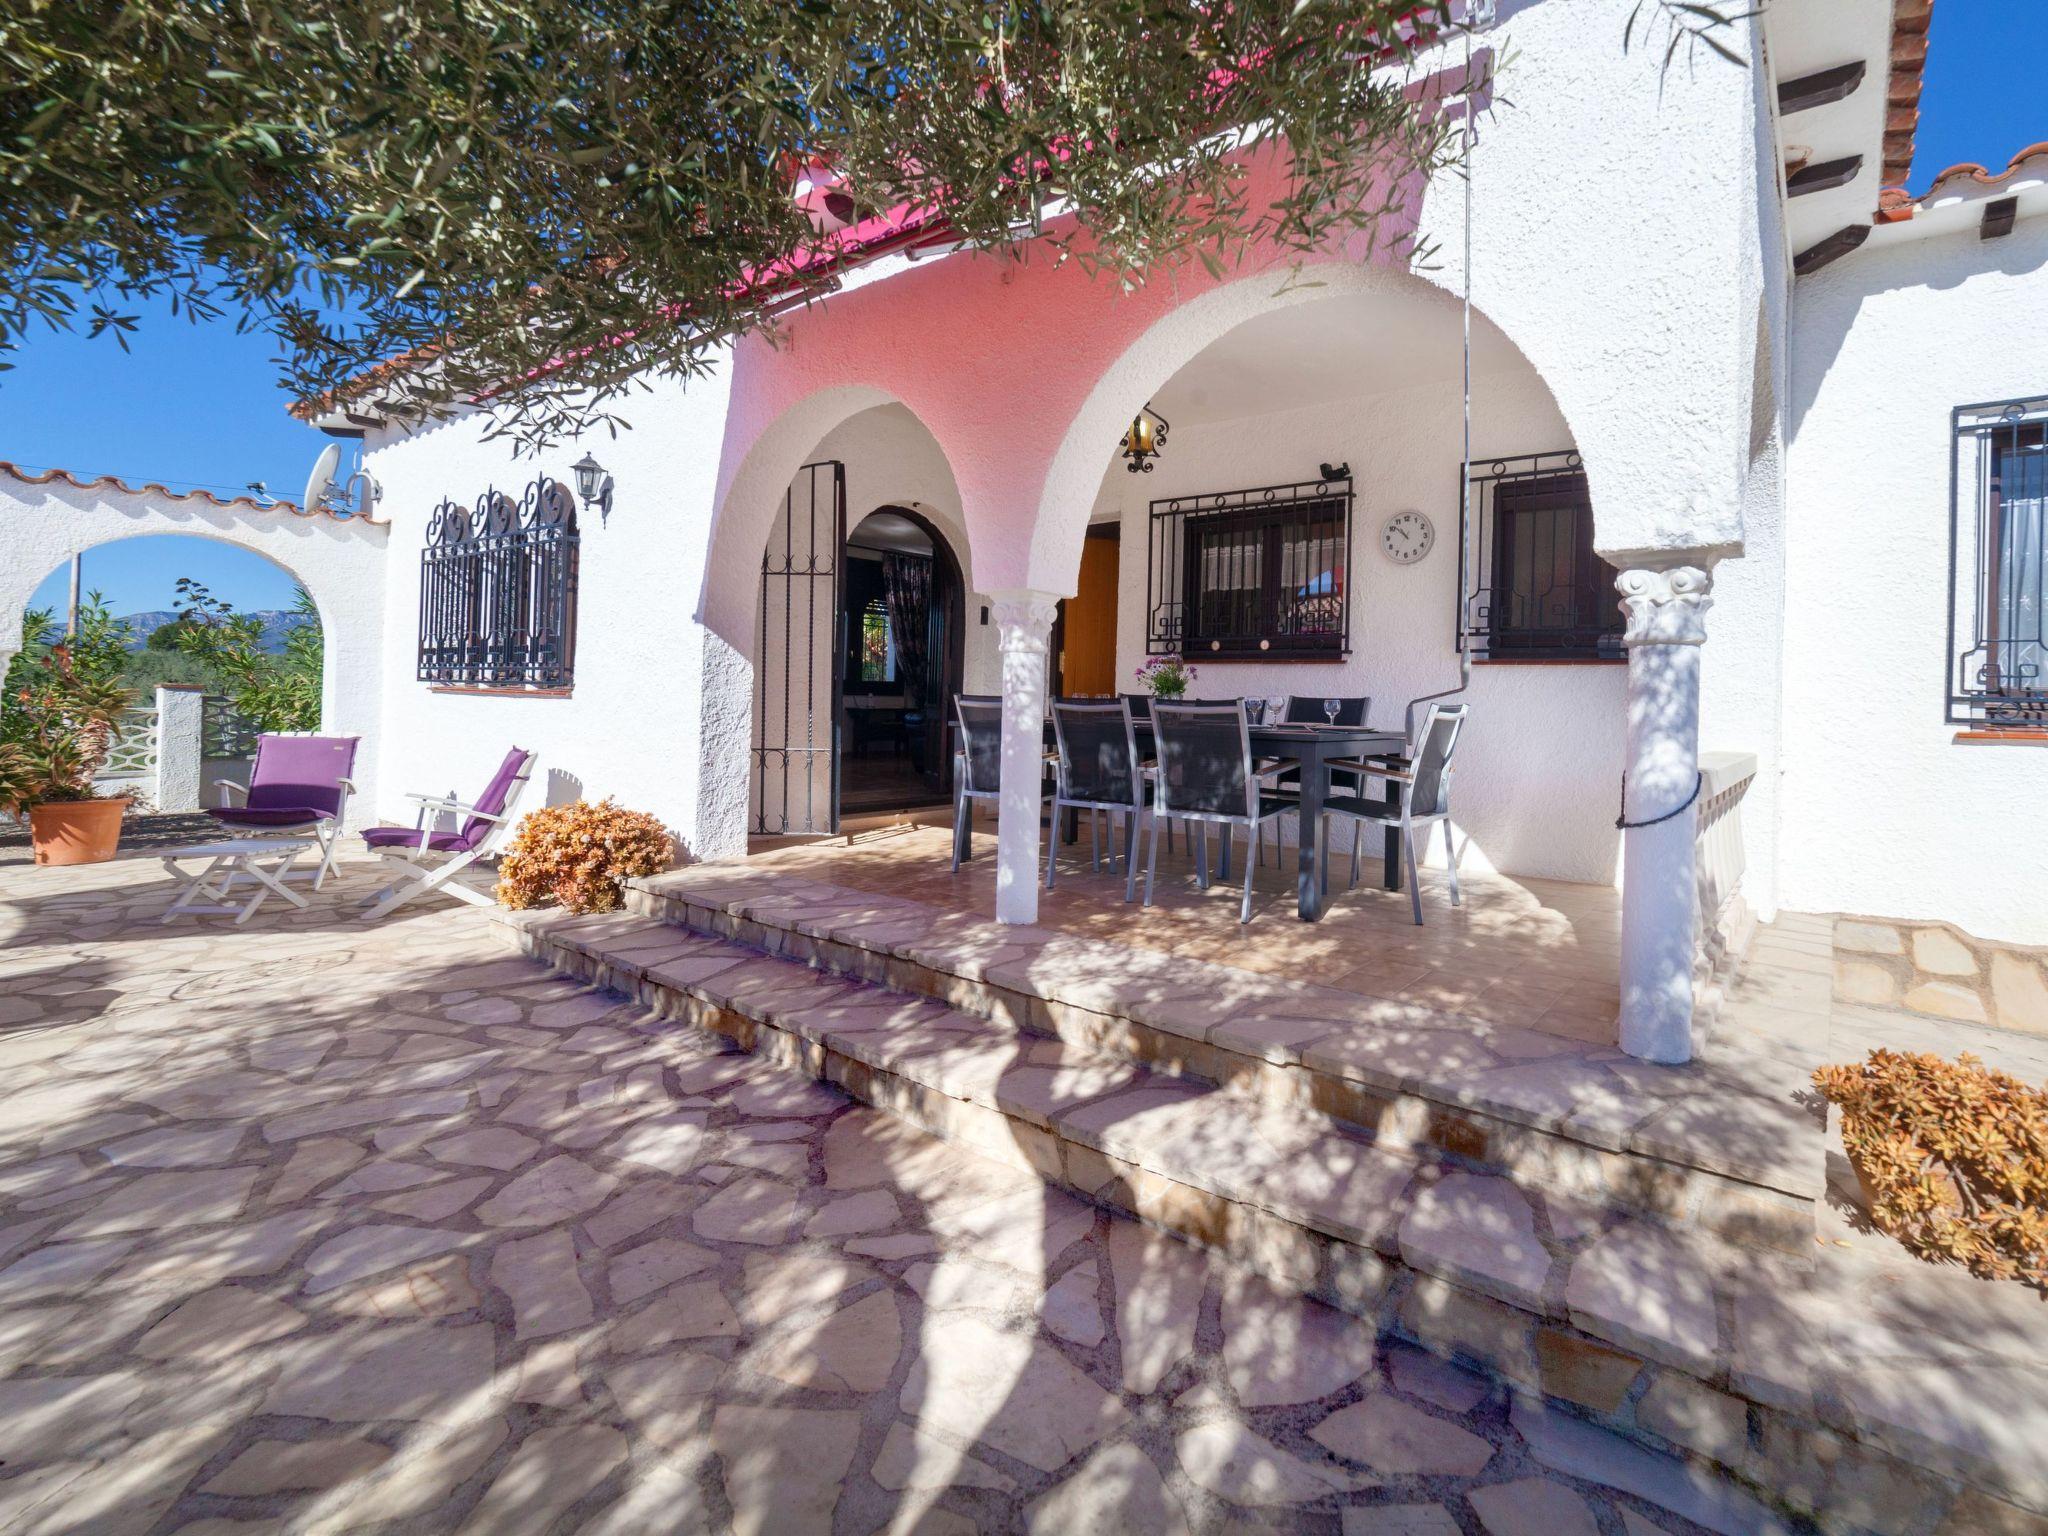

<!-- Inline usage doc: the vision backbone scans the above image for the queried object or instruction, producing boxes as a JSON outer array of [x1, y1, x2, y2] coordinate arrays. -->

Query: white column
[[989, 589, 1060, 925], [152, 685, 205, 813], [1616, 564, 1714, 1064]]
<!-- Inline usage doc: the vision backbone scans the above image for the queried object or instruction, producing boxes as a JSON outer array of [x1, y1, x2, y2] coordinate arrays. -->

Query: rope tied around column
[[1615, 770, 1702, 831]]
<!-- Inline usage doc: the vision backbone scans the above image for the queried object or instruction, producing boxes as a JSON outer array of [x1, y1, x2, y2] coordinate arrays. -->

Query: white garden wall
[[1781, 214, 2048, 945], [0, 467, 388, 821]]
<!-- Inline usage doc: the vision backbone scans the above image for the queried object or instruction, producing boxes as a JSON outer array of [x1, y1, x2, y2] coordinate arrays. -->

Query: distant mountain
[[119, 609, 312, 655]]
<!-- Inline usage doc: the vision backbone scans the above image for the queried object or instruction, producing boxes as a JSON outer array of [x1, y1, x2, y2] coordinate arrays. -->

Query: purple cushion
[[461, 748, 532, 846], [362, 826, 476, 853], [209, 806, 330, 828], [246, 735, 358, 819]]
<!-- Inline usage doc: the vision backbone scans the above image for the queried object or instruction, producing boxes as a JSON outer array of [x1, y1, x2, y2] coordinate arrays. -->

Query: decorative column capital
[[1616, 565, 1713, 648], [987, 588, 1061, 653]]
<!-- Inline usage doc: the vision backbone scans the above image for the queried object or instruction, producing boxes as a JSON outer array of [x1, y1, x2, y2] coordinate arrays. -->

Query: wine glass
[[1322, 697, 1341, 727], [1266, 694, 1286, 727]]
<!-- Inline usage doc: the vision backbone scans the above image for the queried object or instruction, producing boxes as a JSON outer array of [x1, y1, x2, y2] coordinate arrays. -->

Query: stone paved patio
[[755, 813, 1629, 1046], [0, 851, 1804, 1536]]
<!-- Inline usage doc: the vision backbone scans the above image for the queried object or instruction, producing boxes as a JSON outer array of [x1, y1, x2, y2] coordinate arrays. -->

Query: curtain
[[1994, 435, 2046, 695], [883, 552, 933, 706]]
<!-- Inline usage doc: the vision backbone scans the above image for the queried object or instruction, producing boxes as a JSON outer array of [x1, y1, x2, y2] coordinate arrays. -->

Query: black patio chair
[[950, 694, 1051, 871], [1285, 694, 1371, 727], [1145, 701, 1297, 923], [1322, 701, 1470, 924], [1048, 699, 1147, 900]]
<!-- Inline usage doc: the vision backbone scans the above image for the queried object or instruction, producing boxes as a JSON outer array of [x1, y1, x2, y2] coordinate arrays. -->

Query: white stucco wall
[[1095, 362, 1627, 886], [361, 360, 735, 853], [0, 472, 388, 821], [1781, 214, 2048, 945], [1697, 48, 1796, 924], [346, 0, 1778, 877]]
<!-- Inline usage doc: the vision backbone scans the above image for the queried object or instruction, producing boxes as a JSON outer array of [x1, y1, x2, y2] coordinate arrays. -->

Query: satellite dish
[[352, 470, 383, 520], [301, 440, 383, 518], [302, 443, 342, 514]]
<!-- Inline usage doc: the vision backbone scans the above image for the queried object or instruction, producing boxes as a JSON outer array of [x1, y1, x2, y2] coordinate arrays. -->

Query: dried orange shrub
[[1813, 1048, 2048, 1289], [494, 799, 674, 914]]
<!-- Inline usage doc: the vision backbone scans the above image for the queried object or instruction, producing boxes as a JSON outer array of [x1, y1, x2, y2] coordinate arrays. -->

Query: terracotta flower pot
[[28, 798, 128, 867]]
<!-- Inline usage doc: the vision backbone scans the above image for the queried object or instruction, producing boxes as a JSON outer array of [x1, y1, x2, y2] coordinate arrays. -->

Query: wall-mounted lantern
[[571, 452, 615, 526], [1121, 404, 1170, 474]]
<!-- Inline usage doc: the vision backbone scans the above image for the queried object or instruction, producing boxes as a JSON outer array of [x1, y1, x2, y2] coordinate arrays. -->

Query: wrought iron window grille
[[417, 476, 580, 689], [1145, 471, 1353, 658], [1456, 450, 1623, 662], [1950, 395, 2048, 728]]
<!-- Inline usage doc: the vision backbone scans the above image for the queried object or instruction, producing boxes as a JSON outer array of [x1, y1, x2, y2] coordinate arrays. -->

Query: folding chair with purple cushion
[[208, 733, 360, 888], [359, 747, 535, 920]]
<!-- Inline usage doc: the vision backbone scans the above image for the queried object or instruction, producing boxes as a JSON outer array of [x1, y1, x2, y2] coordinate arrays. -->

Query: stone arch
[[0, 466, 389, 813], [1024, 258, 1596, 597], [692, 387, 972, 856], [20, 527, 332, 679], [697, 383, 898, 649]]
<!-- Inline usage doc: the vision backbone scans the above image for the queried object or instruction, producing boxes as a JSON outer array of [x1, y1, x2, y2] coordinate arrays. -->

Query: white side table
[[159, 838, 317, 924]]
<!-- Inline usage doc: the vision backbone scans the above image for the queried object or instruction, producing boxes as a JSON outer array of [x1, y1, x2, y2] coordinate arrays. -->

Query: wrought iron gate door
[[752, 461, 845, 835]]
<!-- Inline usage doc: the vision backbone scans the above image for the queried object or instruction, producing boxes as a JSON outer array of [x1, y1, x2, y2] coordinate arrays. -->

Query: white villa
[[10, 3, 2048, 1528], [4, 0, 2044, 1062]]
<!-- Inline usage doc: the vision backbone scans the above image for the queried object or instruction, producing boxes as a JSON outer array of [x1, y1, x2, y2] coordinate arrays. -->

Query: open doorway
[[838, 506, 964, 817], [1051, 522, 1121, 697]]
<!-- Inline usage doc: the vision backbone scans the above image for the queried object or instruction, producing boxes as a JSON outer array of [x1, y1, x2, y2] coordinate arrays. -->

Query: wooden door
[[1059, 528, 1121, 697]]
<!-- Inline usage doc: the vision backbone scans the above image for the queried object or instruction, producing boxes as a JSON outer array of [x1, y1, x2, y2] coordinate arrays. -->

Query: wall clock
[[1381, 510, 1435, 565]]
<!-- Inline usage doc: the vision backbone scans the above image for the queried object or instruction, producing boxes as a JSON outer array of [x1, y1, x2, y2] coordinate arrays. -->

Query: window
[[858, 598, 896, 683], [418, 476, 579, 689], [1951, 397, 2048, 727], [1146, 473, 1352, 658], [1461, 453, 1621, 661]]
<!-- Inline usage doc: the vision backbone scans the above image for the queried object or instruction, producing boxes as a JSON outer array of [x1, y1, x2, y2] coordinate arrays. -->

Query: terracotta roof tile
[[1880, 0, 1934, 187], [1923, 140, 2048, 192], [1875, 141, 2048, 222], [0, 460, 374, 522]]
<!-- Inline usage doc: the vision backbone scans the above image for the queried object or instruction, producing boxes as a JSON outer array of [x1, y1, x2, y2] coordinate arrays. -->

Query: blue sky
[[1907, 0, 2048, 191], [6, 0, 2044, 618], [13, 307, 330, 618]]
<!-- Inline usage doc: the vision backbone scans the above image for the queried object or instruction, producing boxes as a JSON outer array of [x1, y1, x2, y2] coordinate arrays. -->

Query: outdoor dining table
[[954, 717, 1410, 923]]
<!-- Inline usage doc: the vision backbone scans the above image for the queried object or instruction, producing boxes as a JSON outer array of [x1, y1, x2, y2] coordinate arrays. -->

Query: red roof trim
[[1922, 140, 2048, 192], [298, 6, 1463, 423], [0, 460, 376, 523]]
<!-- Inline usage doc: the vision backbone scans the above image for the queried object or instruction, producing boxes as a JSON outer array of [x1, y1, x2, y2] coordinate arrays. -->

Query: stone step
[[622, 867, 1823, 1258], [494, 899, 2048, 1531], [490, 902, 2048, 1532], [494, 903, 1745, 1331]]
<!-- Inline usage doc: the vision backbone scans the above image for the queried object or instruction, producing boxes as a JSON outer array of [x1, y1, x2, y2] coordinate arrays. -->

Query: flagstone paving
[[0, 853, 1815, 1535]]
